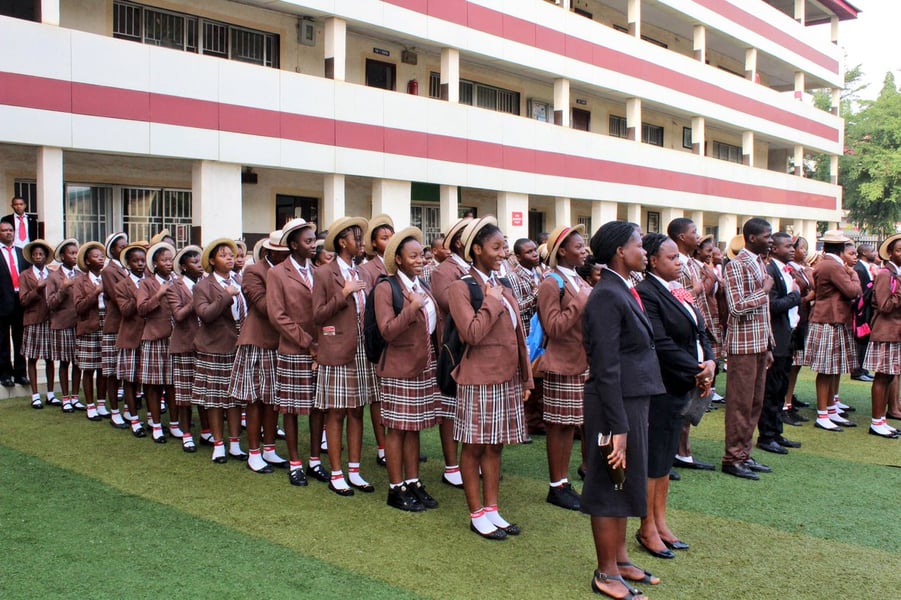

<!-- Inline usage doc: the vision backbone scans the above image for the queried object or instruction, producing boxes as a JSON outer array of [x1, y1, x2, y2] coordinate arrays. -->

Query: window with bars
[[428, 72, 520, 115], [13, 181, 38, 214], [65, 185, 113, 244], [122, 187, 193, 247], [609, 115, 628, 138], [712, 141, 743, 163], [642, 123, 664, 147], [113, 1, 278, 67], [410, 205, 442, 246]]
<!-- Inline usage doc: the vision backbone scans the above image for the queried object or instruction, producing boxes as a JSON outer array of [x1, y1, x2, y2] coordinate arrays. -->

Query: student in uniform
[[19, 239, 54, 409], [360, 214, 393, 467], [233, 240, 248, 280], [101, 232, 130, 429], [448, 216, 533, 540], [47, 239, 83, 413], [114, 243, 149, 437], [167, 245, 204, 452], [73, 241, 108, 422], [136, 242, 177, 444], [230, 231, 290, 474], [376, 227, 440, 512], [312, 216, 377, 497], [782, 236, 815, 426], [268, 218, 326, 487], [538, 225, 591, 512], [428, 217, 473, 489], [193, 239, 246, 463]]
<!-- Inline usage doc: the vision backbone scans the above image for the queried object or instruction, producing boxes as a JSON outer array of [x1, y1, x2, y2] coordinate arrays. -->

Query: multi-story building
[[0, 0, 858, 248]]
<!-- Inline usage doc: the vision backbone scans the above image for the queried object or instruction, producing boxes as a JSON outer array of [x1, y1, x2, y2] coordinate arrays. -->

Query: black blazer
[[0, 213, 38, 243], [766, 261, 802, 357], [853, 261, 873, 288], [582, 269, 664, 435], [636, 276, 714, 396], [0, 245, 26, 316]]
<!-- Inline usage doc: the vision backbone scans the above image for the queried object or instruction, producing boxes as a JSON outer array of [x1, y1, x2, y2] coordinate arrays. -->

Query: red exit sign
[[511, 211, 523, 227]]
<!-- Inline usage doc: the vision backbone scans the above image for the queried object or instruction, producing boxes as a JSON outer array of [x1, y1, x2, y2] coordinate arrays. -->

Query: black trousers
[[854, 336, 869, 376], [758, 355, 791, 443], [0, 301, 25, 378]]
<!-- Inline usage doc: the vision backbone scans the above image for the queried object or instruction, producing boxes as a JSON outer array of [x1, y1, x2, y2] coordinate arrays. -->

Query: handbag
[[680, 388, 708, 427]]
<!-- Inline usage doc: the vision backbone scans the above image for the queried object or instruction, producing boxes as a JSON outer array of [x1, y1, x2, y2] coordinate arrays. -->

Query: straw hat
[[443, 217, 473, 251], [365, 214, 395, 255], [76, 241, 105, 272], [462, 216, 499, 262], [384, 227, 423, 276], [120, 242, 148, 264], [546, 224, 586, 270], [23, 239, 53, 265], [234, 239, 247, 255], [54, 238, 79, 263], [878, 233, 901, 261], [280, 218, 317, 247], [726, 234, 745, 260], [104, 232, 127, 258], [147, 242, 176, 268], [201, 238, 238, 273], [149, 228, 171, 246], [818, 230, 852, 245], [173, 245, 202, 276], [537, 243, 549, 263], [323, 216, 369, 253], [254, 230, 288, 263]]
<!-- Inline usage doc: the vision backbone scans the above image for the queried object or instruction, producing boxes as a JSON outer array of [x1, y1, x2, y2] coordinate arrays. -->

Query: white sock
[[320, 429, 328, 450], [262, 445, 285, 463], [124, 411, 134, 421], [152, 424, 164, 440], [212, 441, 226, 461], [97, 402, 110, 416], [229, 438, 243, 455], [117, 387, 124, 399], [169, 422, 184, 438], [289, 460, 303, 471], [131, 420, 143, 433], [347, 462, 368, 487], [675, 454, 694, 463], [47, 391, 57, 401], [182, 433, 195, 448], [330, 470, 350, 491], [483, 505, 511, 528], [248, 449, 268, 470], [200, 430, 214, 442], [309, 457, 321, 468], [377, 447, 386, 459], [470, 509, 497, 534], [549, 479, 567, 488], [405, 478, 419, 486], [111, 410, 126, 425], [32, 393, 41, 401], [86, 404, 98, 419], [444, 465, 463, 486]]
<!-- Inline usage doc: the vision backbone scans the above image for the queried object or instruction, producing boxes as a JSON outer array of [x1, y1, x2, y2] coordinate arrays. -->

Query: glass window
[[65, 185, 112, 244], [712, 141, 743, 163], [642, 123, 664, 147], [122, 187, 193, 246], [609, 115, 628, 138]]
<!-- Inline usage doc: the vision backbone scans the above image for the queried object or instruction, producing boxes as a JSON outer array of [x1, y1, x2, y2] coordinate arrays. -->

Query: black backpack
[[363, 274, 404, 364]]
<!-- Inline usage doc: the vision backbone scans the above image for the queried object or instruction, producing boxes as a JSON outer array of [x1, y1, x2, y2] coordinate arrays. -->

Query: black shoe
[[522, 435, 533, 444], [228, 451, 249, 461], [289, 468, 309, 486], [577, 465, 587, 480], [744, 458, 772, 473], [135, 394, 143, 410], [212, 453, 228, 464], [152, 431, 168, 444], [13, 375, 29, 386], [131, 424, 146, 438], [662, 539, 690, 551], [721, 462, 759, 480], [793, 410, 810, 422], [306, 464, 329, 483], [419, 454, 427, 463], [110, 419, 130, 430], [30, 398, 43, 409], [868, 426, 900, 439], [668, 468, 680, 481], [376, 454, 387, 467], [387, 486, 425, 512], [635, 532, 675, 559], [776, 436, 802, 448], [247, 461, 274, 474], [792, 397, 810, 408], [349, 479, 375, 493], [470, 522, 506, 540], [0, 376, 13, 388], [780, 410, 803, 427], [673, 457, 714, 470], [500, 523, 521, 536], [328, 482, 354, 497], [756, 440, 788, 455], [441, 474, 464, 489], [265, 457, 289, 469], [851, 374, 874, 382], [408, 480, 439, 509], [546, 483, 581, 511]]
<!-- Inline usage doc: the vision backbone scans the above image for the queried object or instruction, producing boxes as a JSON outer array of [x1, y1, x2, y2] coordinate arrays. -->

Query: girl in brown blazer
[[136, 243, 177, 444], [73, 242, 107, 422], [267, 219, 324, 487], [19, 240, 54, 409], [447, 217, 533, 540], [538, 225, 590, 512], [312, 216, 376, 497], [376, 227, 440, 513], [192, 239, 245, 464], [47, 239, 82, 413], [114, 244, 148, 437], [101, 232, 129, 428]]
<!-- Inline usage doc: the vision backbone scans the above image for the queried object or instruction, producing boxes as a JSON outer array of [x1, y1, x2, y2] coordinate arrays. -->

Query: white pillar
[[591, 201, 618, 233], [439, 185, 459, 234], [691, 211, 705, 232], [660, 208, 683, 234], [693, 25, 706, 63], [831, 88, 841, 115], [718, 214, 738, 242], [192, 161, 242, 242], [794, 0, 805, 24], [324, 17, 346, 81], [626, 98, 641, 142], [560, 0, 572, 9], [745, 47, 757, 82], [553, 78, 570, 127], [768, 217, 781, 232], [554, 197, 572, 230], [440, 48, 459, 103], [626, 204, 642, 227], [794, 71, 805, 100], [742, 131, 755, 167], [804, 220, 819, 246], [322, 174, 345, 228], [794, 145, 804, 177], [36, 147, 63, 242], [41, 0, 59, 25], [371, 179, 411, 229], [790, 219, 804, 238], [496, 192, 529, 242], [830, 15, 839, 44], [628, 0, 641, 38], [691, 116, 705, 156], [830, 155, 839, 185]]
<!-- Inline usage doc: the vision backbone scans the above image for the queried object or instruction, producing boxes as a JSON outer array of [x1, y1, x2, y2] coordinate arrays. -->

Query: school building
[[0, 0, 858, 248]]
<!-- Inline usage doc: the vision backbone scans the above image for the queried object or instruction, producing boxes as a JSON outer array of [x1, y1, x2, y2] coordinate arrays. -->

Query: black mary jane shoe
[[349, 480, 375, 493], [469, 523, 507, 540], [131, 424, 147, 438], [577, 466, 587, 480], [31, 398, 43, 409], [376, 454, 387, 467], [152, 432, 168, 444], [306, 464, 330, 483], [441, 474, 464, 489], [662, 539, 690, 551], [247, 462, 274, 475], [386, 486, 425, 512], [228, 451, 249, 461], [635, 532, 675, 559], [501, 523, 521, 536], [328, 482, 355, 497], [265, 458, 289, 470], [212, 455, 228, 464], [289, 469, 308, 487], [182, 442, 198, 454], [110, 419, 130, 430]]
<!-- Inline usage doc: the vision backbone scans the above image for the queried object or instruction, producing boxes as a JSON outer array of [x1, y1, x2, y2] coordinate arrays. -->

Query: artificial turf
[[1, 372, 899, 599]]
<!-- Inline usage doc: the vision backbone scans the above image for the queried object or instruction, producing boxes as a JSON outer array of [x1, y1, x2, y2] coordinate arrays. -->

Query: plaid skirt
[[806, 322, 857, 375], [50, 327, 76, 362], [453, 369, 527, 445], [436, 393, 457, 421], [116, 347, 141, 382], [275, 353, 317, 415], [380, 346, 439, 431], [140, 338, 172, 386], [863, 341, 901, 375], [228, 345, 276, 404], [192, 351, 240, 409], [315, 321, 379, 410], [75, 309, 104, 370], [102, 332, 118, 377], [171, 352, 196, 406], [22, 322, 51, 360], [543, 370, 587, 426], [792, 348, 808, 367]]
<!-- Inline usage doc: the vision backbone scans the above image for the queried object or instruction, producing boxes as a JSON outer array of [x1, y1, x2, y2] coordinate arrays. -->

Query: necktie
[[629, 286, 644, 312], [298, 266, 311, 289], [783, 265, 792, 274], [17, 215, 26, 242], [670, 287, 695, 305], [350, 268, 365, 316], [230, 278, 246, 321], [4, 247, 18, 289], [68, 269, 77, 279]]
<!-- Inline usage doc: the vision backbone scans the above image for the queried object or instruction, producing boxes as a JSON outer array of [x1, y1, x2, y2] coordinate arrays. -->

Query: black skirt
[[646, 392, 689, 479]]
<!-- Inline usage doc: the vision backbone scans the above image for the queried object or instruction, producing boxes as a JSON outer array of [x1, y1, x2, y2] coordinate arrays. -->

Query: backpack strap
[[546, 272, 566, 300], [386, 275, 404, 316]]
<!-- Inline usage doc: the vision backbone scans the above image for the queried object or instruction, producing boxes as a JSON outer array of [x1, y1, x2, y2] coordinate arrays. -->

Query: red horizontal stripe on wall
[[72, 82, 149, 121], [150, 94, 219, 130], [0, 72, 71, 113]]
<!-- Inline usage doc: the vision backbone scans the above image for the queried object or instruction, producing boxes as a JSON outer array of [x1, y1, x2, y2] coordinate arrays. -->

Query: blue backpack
[[526, 272, 565, 363]]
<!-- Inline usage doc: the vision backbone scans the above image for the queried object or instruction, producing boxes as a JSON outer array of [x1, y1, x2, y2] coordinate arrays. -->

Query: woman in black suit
[[635, 234, 716, 562], [582, 221, 665, 600]]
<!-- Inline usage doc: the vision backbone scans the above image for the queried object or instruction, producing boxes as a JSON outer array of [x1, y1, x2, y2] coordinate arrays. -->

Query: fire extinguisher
[[407, 79, 419, 95]]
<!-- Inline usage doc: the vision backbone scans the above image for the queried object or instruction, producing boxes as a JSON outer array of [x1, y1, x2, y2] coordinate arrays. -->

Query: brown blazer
[[72, 272, 103, 336], [47, 267, 79, 330], [430, 256, 468, 337], [810, 257, 861, 326], [113, 275, 145, 349], [136, 276, 174, 342], [166, 276, 199, 354], [236, 260, 278, 350], [537, 269, 589, 375], [359, 256, 387, 283], [869, 264, 901, 342], [19, 268, 49, 326], [193, 273, 239, 354], [101, 260, 128, 334], [447, 269, 533, 388], [374, 275, 435, 379], [267, 259, 316, 356], [312, 258, 372, 366]]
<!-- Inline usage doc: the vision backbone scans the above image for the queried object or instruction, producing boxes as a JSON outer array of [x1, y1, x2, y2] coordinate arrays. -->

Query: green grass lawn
[[1, 372, 899, 599]]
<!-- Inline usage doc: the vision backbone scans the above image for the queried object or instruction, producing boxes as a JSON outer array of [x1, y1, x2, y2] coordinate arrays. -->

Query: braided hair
[[589, 221, 638, 265], [641, 233, 669, 274]]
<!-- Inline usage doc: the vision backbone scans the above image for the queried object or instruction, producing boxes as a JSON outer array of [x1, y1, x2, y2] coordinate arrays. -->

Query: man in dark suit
[[1, 196, 38, 250], [851, 244, 876, 381], [757, 233, 803, 455], [0, 221, 28, 386]]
